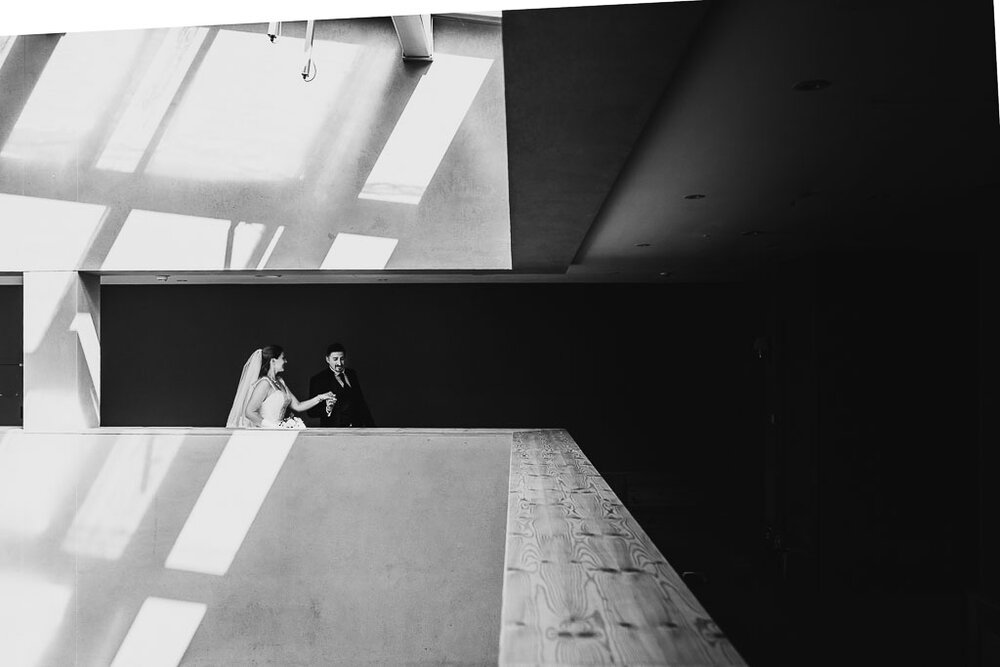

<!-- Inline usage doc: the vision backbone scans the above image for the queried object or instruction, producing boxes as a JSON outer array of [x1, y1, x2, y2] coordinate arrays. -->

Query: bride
[[226, 345, 335, 428]]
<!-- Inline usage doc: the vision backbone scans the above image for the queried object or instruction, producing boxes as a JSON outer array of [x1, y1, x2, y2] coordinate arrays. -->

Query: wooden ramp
[[500, 430, 746, 666]]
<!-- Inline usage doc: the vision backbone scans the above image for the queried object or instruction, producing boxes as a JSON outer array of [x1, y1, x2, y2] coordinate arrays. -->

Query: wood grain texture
[[499, 430, 747, 666]]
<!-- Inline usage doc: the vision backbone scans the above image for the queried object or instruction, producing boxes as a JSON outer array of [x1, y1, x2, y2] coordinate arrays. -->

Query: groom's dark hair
[[326, 342, 346, 356]]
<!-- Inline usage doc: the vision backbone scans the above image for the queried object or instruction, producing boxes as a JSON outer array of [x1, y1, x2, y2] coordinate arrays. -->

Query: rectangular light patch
[[0, 36, 17, 71], [229, 222, 266, 270], [165, 430, 297, 576], [255, 225, 285, 270], [0, 194, 107, 272], [96, 27, 209, 173], [62, 436, 181, 560], [321, 233, 398, 270], [110, 597, 206, 667], [1, 30, 145, 164], [0, 574, 72, 667], [359, 53, 493, 205], [146, 30, 359, 181], [101, 209, 230, 271], [0, 432, 93, 539]]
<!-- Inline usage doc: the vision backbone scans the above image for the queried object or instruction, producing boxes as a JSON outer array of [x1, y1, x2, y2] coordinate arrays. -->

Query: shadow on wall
[[0, 19, 510, 275]]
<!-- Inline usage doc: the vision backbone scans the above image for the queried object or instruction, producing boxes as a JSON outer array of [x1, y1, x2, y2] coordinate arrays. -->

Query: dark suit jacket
[[307, 367, 375, 427]]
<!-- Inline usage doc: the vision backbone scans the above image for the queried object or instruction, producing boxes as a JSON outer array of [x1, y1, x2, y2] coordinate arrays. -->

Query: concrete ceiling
[[503, 0, 1000, 282]]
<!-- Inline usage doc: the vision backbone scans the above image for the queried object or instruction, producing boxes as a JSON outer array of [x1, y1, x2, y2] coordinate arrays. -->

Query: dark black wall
[[753, 252, 983, 666], [101, 282, 763, 478], [814, 255, 979, 595], [977, 252, 1000, 666], [0, 285, 22, 425]]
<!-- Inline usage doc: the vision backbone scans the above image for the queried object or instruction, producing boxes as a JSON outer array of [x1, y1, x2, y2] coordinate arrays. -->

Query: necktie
[[327, 373, 343, 416]]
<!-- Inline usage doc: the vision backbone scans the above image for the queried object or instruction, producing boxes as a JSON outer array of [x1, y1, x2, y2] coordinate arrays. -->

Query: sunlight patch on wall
[[255, 225, 285, 270], [358, 53, 494, 205], [309, 45, 400, 205], [110, 597, 206, 667], [146, 30, 360, 181], [0, 432, 94, 539], [71, 312, 101, 406], [1, 30, 146, 164], [230, 221, 266, 270], [165, 430, 297, 576], [0, 36, 16, 71], [62, 435, 181, 560], [0, 194, 107, 272], [0, 574, 71, 667], [101, 209, 230, 271], [96, 27, 209, 173], [22, 272, 101, 430], [321, 232, 398, 269], [22, 271, 75, 357]]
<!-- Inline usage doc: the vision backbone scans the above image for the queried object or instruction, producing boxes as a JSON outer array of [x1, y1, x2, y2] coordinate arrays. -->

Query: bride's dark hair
[[259, 344, 284, 378]]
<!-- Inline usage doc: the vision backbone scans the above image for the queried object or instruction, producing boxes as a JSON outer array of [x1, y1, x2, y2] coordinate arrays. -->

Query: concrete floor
[[0, 428, 513, 666]]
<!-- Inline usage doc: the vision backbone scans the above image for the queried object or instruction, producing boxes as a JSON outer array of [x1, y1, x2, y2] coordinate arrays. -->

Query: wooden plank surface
[[499, 429, 747, 666]]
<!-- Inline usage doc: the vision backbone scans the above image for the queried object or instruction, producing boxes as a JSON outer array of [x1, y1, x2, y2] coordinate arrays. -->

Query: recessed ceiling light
[[155, 275, 169, 282], [684, 193, 706, 200], [635, 242, 651, 247], [659, 271, 672, 277], [793, 79, 831, 92]]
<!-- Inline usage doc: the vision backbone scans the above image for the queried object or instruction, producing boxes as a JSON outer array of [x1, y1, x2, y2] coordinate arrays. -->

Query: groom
[[308, 342, 376, 427]]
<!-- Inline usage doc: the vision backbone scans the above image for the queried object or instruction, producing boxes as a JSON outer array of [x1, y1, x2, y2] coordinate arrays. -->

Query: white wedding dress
[[258, 381, 290, 428], [227, 350, 299, 429]]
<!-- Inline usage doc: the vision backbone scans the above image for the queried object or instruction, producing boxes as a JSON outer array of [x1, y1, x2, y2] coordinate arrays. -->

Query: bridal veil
[[226, 349, 262, 428]]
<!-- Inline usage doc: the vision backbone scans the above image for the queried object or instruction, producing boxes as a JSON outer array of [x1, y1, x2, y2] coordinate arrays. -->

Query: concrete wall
[[0, 18, 509, 272], [0, 428, 511, 665], [22, 272, 101, 431]]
